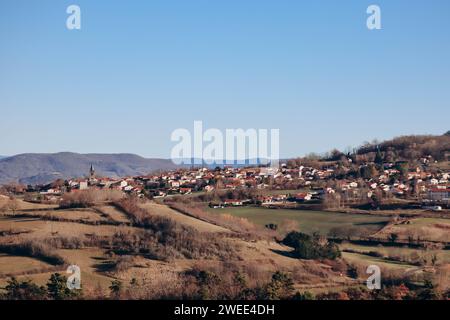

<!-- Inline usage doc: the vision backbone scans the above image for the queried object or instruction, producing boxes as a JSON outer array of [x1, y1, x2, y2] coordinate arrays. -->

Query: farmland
[[0, 197, 348, 298], [0, 194, 449, 300], [206, 206, 391, 236]]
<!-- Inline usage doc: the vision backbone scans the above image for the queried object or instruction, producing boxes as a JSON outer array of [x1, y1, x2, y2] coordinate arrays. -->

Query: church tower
[[89, 164, 95, 181]]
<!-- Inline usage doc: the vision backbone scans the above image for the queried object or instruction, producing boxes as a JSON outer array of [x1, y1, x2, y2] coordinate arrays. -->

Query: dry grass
[[167, 202, 276, 239], [94, 206, 131, 223], [340, 242, 450, 267], [0, 241, 66, 265], [0, 196, 392, 299], [0, 248, 116, 292], [140, 202, 229, 233], [373, 218, 450, 243], [0, 215, 139, 240], [342, 252, 419, 272], [0, 196, 57, 211], [2, 208, 108, 223], [0, 254, 54, 277], [60, 189, 123, 208]]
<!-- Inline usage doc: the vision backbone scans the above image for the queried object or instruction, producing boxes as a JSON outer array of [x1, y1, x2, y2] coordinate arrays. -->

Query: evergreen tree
[[4, 278, 46, 300], [109, 280, 123, 299], [375, 146, 383, 165], [47, 273, 79, 300], [264, 272, 295, 300]]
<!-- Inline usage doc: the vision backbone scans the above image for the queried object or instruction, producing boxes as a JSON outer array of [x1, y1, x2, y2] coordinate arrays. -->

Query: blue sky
[[1, 0, 449, 158]]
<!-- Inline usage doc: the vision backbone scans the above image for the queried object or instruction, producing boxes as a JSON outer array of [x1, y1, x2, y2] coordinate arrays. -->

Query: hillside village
[[5, 151, 448, 213]]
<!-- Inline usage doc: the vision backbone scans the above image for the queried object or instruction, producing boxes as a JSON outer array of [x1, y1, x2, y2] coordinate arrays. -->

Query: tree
[[347, 265, 359, 279], [282, 231, 311, 248], [264, 272, 295, 300], [360, 164, 378, 180], [109, 280, 123, 299], [282, 231, 341, 260], [395, 161, 409, 178], [293, 291, 315, 300], [232, 271, 248, 298], [345, 287, 369, 300], [375, 146, 383, 165], [389, 233, 399, 243], [47, 273, 78, 300], [417, 279, 441, 300], [321, 242, 341, 260], [194, 270, 221, 300], [4, 278, 46, 300]]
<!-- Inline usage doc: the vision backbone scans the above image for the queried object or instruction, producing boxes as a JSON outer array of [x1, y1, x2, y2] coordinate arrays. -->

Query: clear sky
[[1, 0, 449, 158]]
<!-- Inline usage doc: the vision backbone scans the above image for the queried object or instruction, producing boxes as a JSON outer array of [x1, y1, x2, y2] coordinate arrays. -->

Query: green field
[[207, 206, 390, 236]]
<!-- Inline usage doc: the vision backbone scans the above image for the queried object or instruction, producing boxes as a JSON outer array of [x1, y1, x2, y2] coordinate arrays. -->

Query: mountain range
[[0, 153, 179, 185]]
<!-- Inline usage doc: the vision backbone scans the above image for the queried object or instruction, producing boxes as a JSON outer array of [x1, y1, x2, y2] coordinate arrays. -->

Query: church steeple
[[89, 164, 95, 180]]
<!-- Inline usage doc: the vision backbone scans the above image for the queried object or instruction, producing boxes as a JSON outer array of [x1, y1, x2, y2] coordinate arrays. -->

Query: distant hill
[[287, 132, 450, 168], [356, 133, 450, 161], [0, 153, 179, 185]]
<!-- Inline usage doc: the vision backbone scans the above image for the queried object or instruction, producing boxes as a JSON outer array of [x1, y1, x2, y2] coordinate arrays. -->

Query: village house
[[427, 187, 450, 202], [223, 199, 244, 207], [295, 193, 313, 202], [79, 181, 88, 190]]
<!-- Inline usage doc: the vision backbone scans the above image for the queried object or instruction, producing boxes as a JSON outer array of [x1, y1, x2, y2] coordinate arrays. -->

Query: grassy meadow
[[206, 206, 391, 236]]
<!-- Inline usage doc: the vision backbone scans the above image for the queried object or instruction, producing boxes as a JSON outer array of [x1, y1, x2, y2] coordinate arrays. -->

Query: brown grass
[[167, 201, 276, 240], [60, 189, 123, 208]]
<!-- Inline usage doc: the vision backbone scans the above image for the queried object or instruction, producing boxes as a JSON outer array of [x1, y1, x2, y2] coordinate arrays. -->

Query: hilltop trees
[[374, 146, 383, 165], [358, 134, 450, 162]]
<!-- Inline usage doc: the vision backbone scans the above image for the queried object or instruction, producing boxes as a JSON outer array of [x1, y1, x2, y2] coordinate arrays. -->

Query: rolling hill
[[0, 152, 179, 185]]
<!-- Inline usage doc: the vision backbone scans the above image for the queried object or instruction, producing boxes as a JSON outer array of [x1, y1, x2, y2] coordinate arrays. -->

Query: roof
[[429, 188, 450, 192]]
